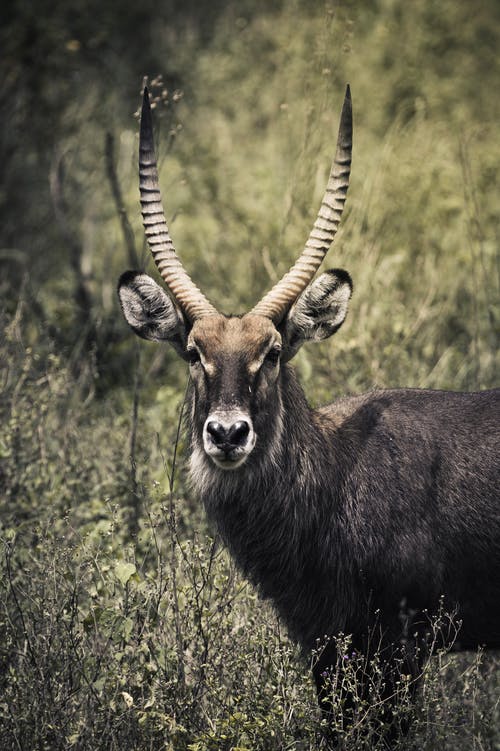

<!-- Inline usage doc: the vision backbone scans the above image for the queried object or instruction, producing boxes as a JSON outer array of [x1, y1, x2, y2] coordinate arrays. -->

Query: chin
[[210, 453, 251, 470]]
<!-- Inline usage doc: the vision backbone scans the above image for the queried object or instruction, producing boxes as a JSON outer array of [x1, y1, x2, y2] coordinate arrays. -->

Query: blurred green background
[[1, 1, 499, 748], [2, 0, 499, 397]]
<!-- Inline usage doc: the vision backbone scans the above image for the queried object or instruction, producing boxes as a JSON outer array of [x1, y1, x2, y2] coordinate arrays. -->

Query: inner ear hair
[[281, 268, 353, 359], [306, 269, 353, 309], [118, 271, 189, 355]]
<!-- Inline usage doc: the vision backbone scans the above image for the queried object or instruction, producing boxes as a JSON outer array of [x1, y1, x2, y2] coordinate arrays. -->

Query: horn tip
[[345, 83, 351, 99], [140, 86, 153, 141]]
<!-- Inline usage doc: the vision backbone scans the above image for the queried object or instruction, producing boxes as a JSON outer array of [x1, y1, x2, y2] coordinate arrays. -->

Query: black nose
[[206, 420, 250, 450]]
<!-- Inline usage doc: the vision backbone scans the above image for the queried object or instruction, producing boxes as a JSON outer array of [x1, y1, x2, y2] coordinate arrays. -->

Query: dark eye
[[265, 346, 281, 366], [187, 348, 200, 365]]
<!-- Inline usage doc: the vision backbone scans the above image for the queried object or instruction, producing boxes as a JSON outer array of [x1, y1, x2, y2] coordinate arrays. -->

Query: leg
[[312, 639, 422, 749]]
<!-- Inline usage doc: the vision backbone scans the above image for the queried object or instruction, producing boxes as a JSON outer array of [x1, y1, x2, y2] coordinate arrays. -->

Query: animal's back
[[319, 387, 500, 647]]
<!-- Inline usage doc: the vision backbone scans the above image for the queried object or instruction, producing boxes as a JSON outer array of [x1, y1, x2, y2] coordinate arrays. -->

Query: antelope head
[[119, 88, 353, 470]]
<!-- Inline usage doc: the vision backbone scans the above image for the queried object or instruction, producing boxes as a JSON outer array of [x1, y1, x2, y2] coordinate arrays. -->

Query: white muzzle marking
[[203, 411, 256, 469]]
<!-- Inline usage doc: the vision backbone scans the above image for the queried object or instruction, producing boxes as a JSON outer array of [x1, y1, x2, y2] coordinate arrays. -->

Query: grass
[[1, 0, 499, 748]]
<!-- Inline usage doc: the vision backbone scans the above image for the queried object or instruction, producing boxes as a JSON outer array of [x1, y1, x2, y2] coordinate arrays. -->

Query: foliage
[[0, 506, 318, 750], [0, 0, 499, 748]]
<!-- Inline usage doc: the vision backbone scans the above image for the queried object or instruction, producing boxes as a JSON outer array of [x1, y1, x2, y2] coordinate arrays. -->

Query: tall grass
[[1, 0, 499, 748]]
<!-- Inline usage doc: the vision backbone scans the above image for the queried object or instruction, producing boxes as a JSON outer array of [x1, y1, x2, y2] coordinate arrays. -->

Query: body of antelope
[[118, 86, 500, 745]]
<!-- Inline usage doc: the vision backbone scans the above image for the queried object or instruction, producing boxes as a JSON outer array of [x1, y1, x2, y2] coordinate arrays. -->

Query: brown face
[[118, 270, 352, 471], [118, 269, 352, 471], [187, 314, 282, 469]]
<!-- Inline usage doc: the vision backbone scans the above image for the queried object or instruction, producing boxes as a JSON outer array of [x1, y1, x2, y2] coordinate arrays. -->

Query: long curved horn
[[251, 85, 352, 323], [139, 87, 218, 321]]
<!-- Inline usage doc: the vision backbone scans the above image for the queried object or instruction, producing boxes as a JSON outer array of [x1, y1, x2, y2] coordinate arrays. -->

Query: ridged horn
[[139, 87, 218, 321], [251, 85, 352, 323]]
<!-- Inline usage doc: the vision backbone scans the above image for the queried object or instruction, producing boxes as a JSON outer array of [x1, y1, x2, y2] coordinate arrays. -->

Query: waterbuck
[[118, 87, 500, 741]]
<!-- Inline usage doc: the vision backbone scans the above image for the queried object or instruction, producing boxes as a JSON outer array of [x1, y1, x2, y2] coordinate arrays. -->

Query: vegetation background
[[1, 0, 499, 748]]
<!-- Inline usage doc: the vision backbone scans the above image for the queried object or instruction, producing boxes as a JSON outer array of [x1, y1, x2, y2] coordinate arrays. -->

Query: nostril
[[206, 420, 251, 450], [227, 420, 250, 446], [206, 421, 227, 446]]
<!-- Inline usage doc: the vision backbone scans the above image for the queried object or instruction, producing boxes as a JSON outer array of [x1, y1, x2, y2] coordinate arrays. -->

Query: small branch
[[105, 131, 139, 268], [128, 341, 142, 538], [156, 381, 190, 689]]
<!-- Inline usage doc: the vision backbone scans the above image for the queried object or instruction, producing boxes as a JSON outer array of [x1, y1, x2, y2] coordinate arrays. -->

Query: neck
[[188, 366, 345, 646]]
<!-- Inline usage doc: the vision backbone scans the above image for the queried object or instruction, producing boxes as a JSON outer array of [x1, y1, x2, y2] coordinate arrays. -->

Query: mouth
[[208, 449, 251, 470]]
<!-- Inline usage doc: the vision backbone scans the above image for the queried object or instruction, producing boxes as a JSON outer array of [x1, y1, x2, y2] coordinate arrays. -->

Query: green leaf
[[115, 561, 136, 586]]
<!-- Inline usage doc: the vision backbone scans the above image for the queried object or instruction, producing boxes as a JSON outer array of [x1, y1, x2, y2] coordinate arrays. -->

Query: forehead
[[189, 313, 279, 358]]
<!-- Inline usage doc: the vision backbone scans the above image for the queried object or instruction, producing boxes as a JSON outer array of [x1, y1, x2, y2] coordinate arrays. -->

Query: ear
[[281, 269, 352, 360], [118, 271, 189, 358]]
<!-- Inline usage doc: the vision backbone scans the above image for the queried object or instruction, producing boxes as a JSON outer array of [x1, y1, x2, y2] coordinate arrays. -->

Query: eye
[[264, 346, 281, 366], [187, 348, 201, 365]]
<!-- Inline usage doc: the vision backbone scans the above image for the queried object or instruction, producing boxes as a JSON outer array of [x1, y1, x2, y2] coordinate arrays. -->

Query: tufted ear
[[281, 269, 352, 361], [118, 271, 189, 359]]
